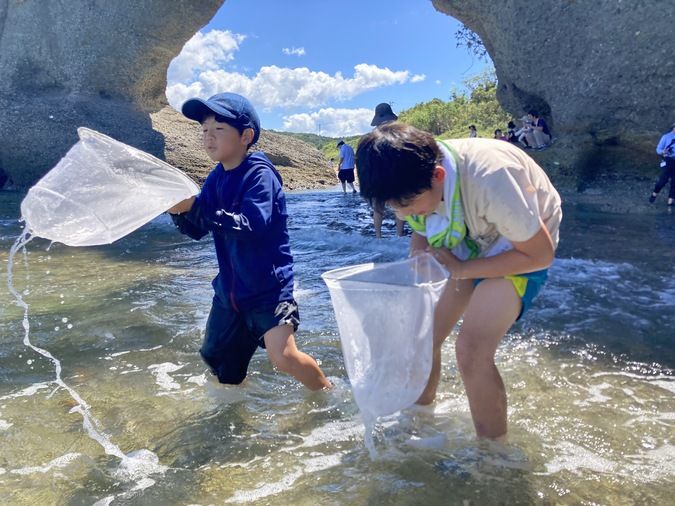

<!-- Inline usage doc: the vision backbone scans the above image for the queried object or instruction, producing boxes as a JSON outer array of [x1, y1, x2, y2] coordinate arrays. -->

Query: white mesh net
[[21, 127, 199, 246], [322, 254, 448, 421]]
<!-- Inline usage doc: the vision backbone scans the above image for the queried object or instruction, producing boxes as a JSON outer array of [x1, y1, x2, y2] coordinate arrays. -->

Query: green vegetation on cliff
[[273, 69, 512, 159], [399, 69, 511, 139]]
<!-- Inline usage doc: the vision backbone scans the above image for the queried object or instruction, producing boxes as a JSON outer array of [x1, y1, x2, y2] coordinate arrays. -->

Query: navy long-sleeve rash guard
[[172, 152, 294, 311]]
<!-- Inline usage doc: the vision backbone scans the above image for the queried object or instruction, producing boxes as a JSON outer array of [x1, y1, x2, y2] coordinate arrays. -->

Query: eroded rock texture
[[0, 0, 222, 186], [433, 0, 675, 180]]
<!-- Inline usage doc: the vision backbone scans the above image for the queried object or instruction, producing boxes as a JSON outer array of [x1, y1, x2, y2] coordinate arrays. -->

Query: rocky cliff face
[[0, 0, 222, 187], [433, 0, 675, 181]]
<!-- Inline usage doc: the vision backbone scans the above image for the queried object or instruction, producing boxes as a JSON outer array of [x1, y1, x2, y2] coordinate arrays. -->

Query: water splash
[[6, 229, 166, 484]]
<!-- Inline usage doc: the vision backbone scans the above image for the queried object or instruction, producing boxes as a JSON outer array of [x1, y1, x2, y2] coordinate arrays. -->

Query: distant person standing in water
[[370, 103, 405, 238], [649, 122, 675, 207], [336, 140, 358, 194]]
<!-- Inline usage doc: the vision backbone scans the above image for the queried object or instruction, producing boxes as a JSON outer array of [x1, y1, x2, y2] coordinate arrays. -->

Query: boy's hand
[[429, 247, 463, 278], [168, 196, 195, 214]]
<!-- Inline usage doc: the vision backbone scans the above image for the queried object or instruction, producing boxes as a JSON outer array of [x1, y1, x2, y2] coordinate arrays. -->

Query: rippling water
[[1, 189, 673, 505]]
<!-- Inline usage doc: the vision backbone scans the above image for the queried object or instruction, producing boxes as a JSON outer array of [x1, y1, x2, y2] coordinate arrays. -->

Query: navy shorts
[[338, 169, 355, 183], [200, 296, 300, 384]]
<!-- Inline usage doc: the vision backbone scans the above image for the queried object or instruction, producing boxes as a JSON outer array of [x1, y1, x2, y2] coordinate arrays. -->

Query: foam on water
[[6, 230, 166, 489]]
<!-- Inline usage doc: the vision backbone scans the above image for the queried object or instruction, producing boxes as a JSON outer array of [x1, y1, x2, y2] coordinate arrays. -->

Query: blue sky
[[166, 0, 490, 137]]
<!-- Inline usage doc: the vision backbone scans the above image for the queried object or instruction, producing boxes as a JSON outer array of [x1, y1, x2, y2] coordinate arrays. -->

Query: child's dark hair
[[356, 122, 441, 209]]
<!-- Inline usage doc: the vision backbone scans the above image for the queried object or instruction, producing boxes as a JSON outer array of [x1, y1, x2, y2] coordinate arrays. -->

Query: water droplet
[[67, 324, 73, 329], [54, 326, 60, 331], [61, 317, 68, 323]]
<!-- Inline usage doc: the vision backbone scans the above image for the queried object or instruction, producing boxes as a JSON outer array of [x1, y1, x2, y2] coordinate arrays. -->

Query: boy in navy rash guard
[[168, 92, 331, 390]]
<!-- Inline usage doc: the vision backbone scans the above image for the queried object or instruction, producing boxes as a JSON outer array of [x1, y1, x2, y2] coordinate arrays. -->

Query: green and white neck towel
[[405, 141, 479, 260]]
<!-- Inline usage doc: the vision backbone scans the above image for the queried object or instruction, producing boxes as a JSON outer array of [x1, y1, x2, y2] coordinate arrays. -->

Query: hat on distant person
[[370, 103, 398, 127], [182, 92, 261, 145]]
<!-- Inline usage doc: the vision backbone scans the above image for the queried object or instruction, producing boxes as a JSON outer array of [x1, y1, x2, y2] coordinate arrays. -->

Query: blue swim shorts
[[200, 296, 300, 385], [473, 269, 548, 321]]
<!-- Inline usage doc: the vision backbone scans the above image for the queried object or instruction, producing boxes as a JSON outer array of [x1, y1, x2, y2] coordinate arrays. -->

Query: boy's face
[[389, 166, 445, 219], [201, 116, 253, 165]]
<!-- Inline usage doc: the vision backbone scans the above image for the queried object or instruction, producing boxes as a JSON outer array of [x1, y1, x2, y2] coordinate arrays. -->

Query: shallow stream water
[[1, 189, 673, 505]]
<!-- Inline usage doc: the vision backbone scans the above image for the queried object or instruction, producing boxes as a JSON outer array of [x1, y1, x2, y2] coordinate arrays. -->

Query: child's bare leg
[[416, 278, 473, 404], [456, 278, 520, 439], [373, 210, 383, 238], [395, 217, 404, 237], [264, 325, 331, 390]]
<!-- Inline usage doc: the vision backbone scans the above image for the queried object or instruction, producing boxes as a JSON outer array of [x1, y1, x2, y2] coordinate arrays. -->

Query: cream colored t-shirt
[[442, 138, 562, 253]]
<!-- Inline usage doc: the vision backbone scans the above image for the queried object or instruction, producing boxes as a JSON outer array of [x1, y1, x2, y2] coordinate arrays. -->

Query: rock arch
[[1, 0, 673, 188]]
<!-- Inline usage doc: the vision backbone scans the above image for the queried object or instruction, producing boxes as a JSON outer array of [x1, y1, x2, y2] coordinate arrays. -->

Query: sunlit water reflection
[[1, 189, 673, 505]]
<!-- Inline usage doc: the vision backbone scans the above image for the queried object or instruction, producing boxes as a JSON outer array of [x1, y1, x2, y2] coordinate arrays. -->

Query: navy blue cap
[[181, 92, 261, 145]]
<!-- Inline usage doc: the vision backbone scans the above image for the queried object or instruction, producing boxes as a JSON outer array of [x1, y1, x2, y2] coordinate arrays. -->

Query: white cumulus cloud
[[282, 107, 374, 137], [167, 63, 423, 110], [282, 47, 306, 56], [167, 29, 246, 84], [411, 74, 426, 83]]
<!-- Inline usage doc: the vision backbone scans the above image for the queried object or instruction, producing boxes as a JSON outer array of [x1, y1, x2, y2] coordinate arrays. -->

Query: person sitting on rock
[[524, 111, 552, 150], [649, 121, 675, 207], [515, 116, 532, 148], [506, 121, 518, 143], [494, 129, 507, 141]]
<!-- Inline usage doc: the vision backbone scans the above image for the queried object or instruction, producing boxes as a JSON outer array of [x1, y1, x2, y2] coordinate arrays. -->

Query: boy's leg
[[373, 209, 383, 238], [395, 217, 405, 237], [264, 325, 331, 390], [201, 296, 258, 385], [666, 161, 675, 200], [455, 278, 521, 439], [653, 166, 671, 195], [416, 278, 474, 405]]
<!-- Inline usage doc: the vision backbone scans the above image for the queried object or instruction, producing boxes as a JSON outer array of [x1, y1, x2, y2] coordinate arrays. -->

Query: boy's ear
[[241, 127, 255, 146], [432, 165, 446, 183]]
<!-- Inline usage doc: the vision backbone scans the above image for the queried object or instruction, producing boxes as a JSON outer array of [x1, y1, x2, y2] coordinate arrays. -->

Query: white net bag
[[20, 127, 199, 246], [322, 254, 448, 421]]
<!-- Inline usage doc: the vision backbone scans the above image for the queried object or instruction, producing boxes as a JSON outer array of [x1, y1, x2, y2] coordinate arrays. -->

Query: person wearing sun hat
[[167, 92, 331, 391], [368, 103, 405, 238], [370, 102, 398, 127]]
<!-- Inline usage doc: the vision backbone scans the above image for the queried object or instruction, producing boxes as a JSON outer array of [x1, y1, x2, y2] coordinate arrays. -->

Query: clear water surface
[[1, 189, 673, 505]]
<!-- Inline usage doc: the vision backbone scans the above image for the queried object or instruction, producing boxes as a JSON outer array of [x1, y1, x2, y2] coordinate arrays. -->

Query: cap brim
[[181, 98, 237, 123]]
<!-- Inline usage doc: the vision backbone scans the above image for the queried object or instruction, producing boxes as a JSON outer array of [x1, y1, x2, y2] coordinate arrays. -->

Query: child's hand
[[429, 247, 463, 278], [168, 196, 195, 214]]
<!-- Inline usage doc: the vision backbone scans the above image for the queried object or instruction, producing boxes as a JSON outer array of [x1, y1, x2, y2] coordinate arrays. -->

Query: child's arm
[[168, 196, 209, 240], [430, 220, 554, 279], [409, 231, 429, 256]]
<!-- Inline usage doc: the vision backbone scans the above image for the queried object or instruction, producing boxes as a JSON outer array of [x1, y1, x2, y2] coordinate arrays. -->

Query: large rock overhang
[[432, 0, 675, 180]]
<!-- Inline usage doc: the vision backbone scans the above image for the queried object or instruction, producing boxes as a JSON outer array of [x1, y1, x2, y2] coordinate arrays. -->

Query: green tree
[[398, 68, 511, 139]]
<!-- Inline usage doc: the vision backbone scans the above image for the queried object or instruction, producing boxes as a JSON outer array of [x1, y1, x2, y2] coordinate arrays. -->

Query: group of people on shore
[[167, 90, 562, 442], [483, 111, 552, 150]]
